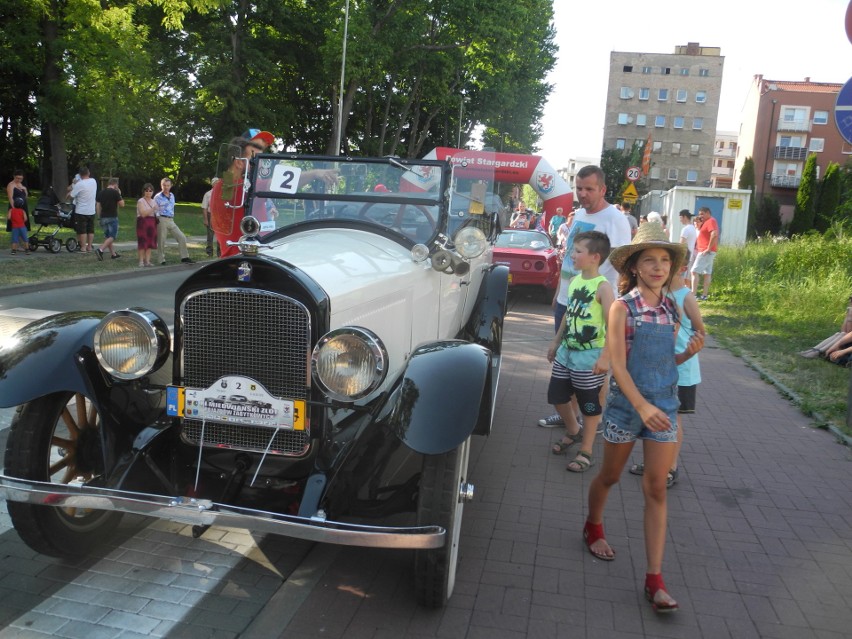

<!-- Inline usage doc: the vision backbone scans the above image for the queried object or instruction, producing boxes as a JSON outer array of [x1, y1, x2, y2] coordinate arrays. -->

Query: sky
[[537, 0, 852, 168]]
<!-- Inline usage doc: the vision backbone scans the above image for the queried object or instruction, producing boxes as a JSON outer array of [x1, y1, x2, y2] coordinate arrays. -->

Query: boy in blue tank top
[[546, 231, 615, 472]]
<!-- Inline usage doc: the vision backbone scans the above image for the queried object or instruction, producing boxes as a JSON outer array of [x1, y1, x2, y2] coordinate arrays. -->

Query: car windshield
[[495, 230, 552, 250], [238, 156, 446, 244]]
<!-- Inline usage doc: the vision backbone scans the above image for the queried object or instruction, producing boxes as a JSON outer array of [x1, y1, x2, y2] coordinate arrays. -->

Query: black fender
[[460, 263, 508, 353], [377, 340, 492, 455], [0, 312, 106, 408]]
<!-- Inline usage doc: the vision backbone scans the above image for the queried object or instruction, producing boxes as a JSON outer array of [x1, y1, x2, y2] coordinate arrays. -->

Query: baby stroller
[[29, 187, 77, 253]]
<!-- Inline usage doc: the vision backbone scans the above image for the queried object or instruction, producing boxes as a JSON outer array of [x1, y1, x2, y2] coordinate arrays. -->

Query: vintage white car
[[0, 152, 508, 608]]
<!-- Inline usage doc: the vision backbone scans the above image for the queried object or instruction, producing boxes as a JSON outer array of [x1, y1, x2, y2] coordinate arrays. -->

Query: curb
[[724, 343, 852, 447]]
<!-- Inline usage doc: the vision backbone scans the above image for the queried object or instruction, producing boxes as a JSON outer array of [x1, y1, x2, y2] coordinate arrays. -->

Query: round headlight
[[240, 215, 261, 237], [311, 328, 387, 402], [94, 309, 170, 380], [454, 226, 487, 259]]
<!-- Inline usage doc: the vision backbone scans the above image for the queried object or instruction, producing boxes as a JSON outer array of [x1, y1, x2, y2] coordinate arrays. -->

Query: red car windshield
[[495, 230, 552, 250]]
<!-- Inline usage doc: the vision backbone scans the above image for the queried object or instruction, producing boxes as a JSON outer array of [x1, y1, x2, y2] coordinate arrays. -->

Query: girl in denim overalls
[[582, 223, 704, 613]]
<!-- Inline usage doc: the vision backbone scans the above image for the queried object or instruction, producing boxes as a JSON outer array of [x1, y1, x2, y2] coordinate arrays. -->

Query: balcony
[[711, 166, 733, 176], [774, 146, 808, 160], [714, 147, 736, 158], [777, 119, 811, 132], [770, 174, 801, 188]]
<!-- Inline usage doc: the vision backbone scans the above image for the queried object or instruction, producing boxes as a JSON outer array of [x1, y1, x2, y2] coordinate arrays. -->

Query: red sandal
[[583, 520, 615, 561], [644, 573, 679, 613]]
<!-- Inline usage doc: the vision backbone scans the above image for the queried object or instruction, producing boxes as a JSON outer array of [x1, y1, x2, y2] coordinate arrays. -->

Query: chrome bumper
[[0, 475, 445, 550]]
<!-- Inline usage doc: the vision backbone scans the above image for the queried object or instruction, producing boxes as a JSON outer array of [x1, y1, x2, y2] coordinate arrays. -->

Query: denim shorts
[[100, 217, 118, 239], [602, 382, 679, 443], [11, 227, 28, 244]]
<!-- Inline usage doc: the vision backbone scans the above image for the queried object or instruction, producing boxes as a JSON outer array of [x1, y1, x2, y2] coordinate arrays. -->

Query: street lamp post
[[334, 0, 350, 156], [457, 94, 464, 149]]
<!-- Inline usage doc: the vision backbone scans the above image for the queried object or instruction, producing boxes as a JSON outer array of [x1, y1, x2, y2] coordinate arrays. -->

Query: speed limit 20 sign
[[626, 166, 641, 182]]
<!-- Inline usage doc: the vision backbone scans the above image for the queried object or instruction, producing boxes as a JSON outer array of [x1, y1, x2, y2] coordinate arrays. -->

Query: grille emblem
[[237, 261, 252, 283]]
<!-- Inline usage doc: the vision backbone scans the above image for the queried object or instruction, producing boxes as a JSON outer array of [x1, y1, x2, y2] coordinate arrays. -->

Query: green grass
[[701, 234, 852, 437], [1, 194, 212, 286]]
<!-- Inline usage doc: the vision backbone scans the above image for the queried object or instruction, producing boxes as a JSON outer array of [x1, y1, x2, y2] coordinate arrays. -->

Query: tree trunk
[[40, 12, 68, 196]]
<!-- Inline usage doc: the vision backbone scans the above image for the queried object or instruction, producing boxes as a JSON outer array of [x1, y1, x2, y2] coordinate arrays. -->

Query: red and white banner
[[421, 147, 574, 229]]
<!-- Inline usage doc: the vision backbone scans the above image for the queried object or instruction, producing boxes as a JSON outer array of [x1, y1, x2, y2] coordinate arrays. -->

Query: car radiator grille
[[179, 288, 311, 456]]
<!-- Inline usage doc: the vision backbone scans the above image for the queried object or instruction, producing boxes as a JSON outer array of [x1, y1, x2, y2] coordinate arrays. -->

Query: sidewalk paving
[[0, 290, 850, 638], [258, 295, 852, 639]]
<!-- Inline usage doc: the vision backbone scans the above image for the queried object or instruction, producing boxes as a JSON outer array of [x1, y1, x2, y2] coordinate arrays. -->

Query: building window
[[617, 112, 630, 125], [782, 107, 808, 125], [658, 88, 669, 101], [642, 66, 653, 74], [668, 168, 678, 180], [662, 67, 671, 75], [676, 89, 687, 102], [623, 65, 633, 73], [655, 115, 666, 127], [615, 138, 626, 150], [620, 86, 634, 99], [639, 87, 650, 100], [636, 114, 647, 126], [686, 170, 698, 182], [673, 116, 684, 129], [672, 142, 681, 154], [695, 90, 707, 103], [809, 138, 825, 152], [813, 110, 829, 125], [699, 68, 709, 77], [679, 68, 689, 76], [650, 167, 661, 179], [693, 117, 704, 130], [652, 141, 663, 152], [690, 144, 700, 155]]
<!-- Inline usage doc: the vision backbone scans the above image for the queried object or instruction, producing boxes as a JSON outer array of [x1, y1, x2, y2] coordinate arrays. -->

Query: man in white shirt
[[68, 166, 98, 252], [539, 165, 631, 428], [678, 209, 698, 288]]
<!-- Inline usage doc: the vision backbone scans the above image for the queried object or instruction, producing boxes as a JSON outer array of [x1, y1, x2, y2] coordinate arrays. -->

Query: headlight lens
[[454, 226, 487, 259], [94, 309, 170, 380], [311, 327, 387, 401]]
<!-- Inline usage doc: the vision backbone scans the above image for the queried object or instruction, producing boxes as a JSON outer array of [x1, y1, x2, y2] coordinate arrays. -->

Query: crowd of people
[[534, 164, 706, 613]]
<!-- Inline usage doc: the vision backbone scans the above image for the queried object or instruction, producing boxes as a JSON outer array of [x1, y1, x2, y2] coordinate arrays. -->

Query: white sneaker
[[538, 413, 564, 428]]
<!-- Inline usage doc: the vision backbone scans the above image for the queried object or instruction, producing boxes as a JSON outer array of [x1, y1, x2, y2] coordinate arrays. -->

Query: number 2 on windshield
[[270, 164, 303, 195]]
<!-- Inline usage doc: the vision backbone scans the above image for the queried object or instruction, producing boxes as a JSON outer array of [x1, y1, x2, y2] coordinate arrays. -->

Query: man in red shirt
[[690, 207, 718, 300]]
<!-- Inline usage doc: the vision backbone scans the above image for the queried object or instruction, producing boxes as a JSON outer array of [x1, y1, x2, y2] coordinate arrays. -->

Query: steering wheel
[[357, 203, 436, 239]]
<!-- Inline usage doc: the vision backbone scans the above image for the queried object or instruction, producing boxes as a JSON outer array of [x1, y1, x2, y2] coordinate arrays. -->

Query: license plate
[[167, 376, 305, 430]]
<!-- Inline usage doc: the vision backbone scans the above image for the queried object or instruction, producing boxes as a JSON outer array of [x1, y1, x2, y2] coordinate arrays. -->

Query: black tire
[[4, 392, 122, 557], [28, 238, 38, 252], [414, 437, 471, 608], [48, 237, 62, 253], [65, 237, 79, 252]]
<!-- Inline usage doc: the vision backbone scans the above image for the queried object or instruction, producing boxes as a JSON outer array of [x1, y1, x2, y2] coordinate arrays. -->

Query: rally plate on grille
[[167, 376, 305, 430]]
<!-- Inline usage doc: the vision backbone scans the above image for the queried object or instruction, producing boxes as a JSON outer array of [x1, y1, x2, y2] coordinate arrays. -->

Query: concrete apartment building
[[603, 42, 724, 190], [557, 156, 600, 192], [733, 75, 846, 222], [712, 130, 738, 189]]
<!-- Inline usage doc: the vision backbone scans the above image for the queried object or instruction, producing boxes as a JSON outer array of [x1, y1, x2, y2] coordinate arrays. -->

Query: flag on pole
[[641, 133, 652, 175]]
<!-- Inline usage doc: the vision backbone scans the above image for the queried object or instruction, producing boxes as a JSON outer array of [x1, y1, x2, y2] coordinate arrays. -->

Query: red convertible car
[[492, 229, 560, 298]]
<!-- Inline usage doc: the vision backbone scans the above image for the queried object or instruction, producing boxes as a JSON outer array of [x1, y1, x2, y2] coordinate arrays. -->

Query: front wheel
[[48, 237, 62, 253], [414, 437, 472, 608], [4, 392, 122, 557], [28, 238, 38, 252], [65, 237, 79, 252]]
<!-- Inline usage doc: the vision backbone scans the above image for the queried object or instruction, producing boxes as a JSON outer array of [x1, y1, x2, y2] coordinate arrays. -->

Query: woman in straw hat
[[582, 222, 704, 613]]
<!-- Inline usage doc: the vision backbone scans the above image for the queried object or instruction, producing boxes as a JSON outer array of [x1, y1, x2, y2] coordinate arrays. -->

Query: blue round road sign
[[836, 76, 852, 145]]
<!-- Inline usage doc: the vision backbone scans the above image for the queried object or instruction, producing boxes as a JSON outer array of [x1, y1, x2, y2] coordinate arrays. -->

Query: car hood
[[266, 228, 433, 313]]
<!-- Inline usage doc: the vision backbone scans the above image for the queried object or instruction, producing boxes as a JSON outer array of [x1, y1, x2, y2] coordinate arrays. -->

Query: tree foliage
[[754, 196, 782, 236], [737, 156, 758, 237], [815, 162, 841, 233], [789, 153, 818, 235], [3, 0, 557, 199]]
